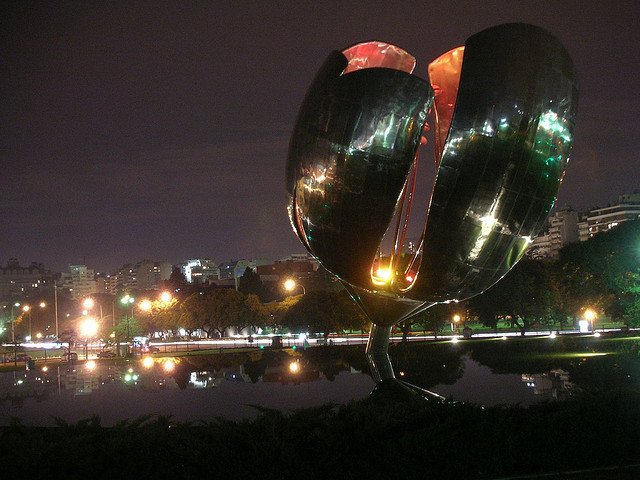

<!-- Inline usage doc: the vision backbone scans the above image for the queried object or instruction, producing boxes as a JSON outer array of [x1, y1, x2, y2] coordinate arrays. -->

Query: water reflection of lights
[[288, 361, 301, 374], [142, 357, 154, 369], [163, 360, 176, 372]]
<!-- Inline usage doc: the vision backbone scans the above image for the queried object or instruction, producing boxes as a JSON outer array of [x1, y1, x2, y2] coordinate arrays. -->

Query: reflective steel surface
[[415, 23, 578, 303], [287, 23, 578, 318], [286, 43, 432, 290]]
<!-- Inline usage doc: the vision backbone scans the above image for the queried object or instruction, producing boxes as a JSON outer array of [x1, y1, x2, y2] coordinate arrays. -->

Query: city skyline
[[2, 2, 638, 272]]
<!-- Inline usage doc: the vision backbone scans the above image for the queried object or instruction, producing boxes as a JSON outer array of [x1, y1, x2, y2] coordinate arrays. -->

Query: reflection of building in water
[[187, 360, 353, 387], [0, 363, 184, 403], [59, 365, 126, 395], [522, 369, 573, 399], [262, 364, 320, 384], [61, 367, 101, 396], [189, 366, 250, 389], [0, 370, 55, 406], [136, 369, 179, 391]]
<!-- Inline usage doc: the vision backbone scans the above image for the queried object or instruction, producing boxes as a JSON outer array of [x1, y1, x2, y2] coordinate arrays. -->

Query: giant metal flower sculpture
[[286, 23, 578, 382]]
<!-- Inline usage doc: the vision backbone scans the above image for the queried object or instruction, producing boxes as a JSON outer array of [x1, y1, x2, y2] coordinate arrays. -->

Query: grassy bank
[[1, 389, 639, 479]]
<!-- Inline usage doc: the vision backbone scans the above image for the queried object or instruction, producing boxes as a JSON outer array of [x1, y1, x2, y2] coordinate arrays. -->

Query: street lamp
[[79, 317, 99, 360], [138, 299, 152, 312], [451, 314, 461, 333], [22, 305, 32, 341], [10, 302, 20, 364], [21, 302, 47, 341], [120, 295, 136, 356], [160, 291, 172, 304], [121, 294, 135, 309], [120, 295, 136, 322], [283, 278, 306, 295], [584, 309, 597, 333]]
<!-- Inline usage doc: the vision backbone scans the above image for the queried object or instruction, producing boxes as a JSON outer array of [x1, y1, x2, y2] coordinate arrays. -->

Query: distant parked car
[[97, 351, 117, 358], [62, 352, 79, 362]]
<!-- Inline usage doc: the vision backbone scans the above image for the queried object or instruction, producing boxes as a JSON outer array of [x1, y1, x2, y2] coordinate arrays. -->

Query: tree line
[[123, 286, 368, 340], [5, 220, 633, 343], [121, 220, 639, 339], [466, 219, 640, 334]]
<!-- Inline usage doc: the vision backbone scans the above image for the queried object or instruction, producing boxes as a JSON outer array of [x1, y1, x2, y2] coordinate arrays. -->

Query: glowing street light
[[22, 304, 45, 341], [82, 298, 95, 310], [79, 317, 99, 360], [121, 294, 135, 306], [138, 299, 152, 312], [9, 302, 20, 346], [451, 314, 461, 333], [584, 308, 597, 332], [119, 295, 136, 357], [160, 291, 172, 303], [80, 317, 99, 338], [283, 278, 306, 295]]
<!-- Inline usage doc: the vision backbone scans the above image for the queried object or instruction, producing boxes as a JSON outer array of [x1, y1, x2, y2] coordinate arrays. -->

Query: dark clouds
[[1, 1, 638, 271]]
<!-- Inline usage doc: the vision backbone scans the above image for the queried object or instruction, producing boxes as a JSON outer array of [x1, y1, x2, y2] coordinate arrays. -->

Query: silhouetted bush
[[1, 389, 639, 479]]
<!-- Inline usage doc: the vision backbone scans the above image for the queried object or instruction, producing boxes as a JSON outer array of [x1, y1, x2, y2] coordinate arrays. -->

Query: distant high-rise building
[[529, 207, 580, 259], [181, 258, 220, 284], [133, 260, 172, 289], [278, 253, 319, 270], [61, 264, 97, 300], [108, 260, 172, 293], [0, 259, 52, 300], [218, 259, 269, 282], [578, 193, 640, 241], [257, 258, 315, 277]]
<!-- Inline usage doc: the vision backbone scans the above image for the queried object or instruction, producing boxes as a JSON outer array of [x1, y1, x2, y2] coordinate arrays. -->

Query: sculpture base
[[365, 324, 395, 382]]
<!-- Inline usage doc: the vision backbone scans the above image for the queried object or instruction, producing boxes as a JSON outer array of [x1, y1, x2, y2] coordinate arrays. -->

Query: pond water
[[1, 334, 638, 426]]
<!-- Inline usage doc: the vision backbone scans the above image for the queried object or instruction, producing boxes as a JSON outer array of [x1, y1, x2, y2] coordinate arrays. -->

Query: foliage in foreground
[[1, 390, 639, 479]]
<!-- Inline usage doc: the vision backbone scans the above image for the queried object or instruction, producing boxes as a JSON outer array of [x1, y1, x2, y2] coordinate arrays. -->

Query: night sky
[[1, 1, 638, 273]]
